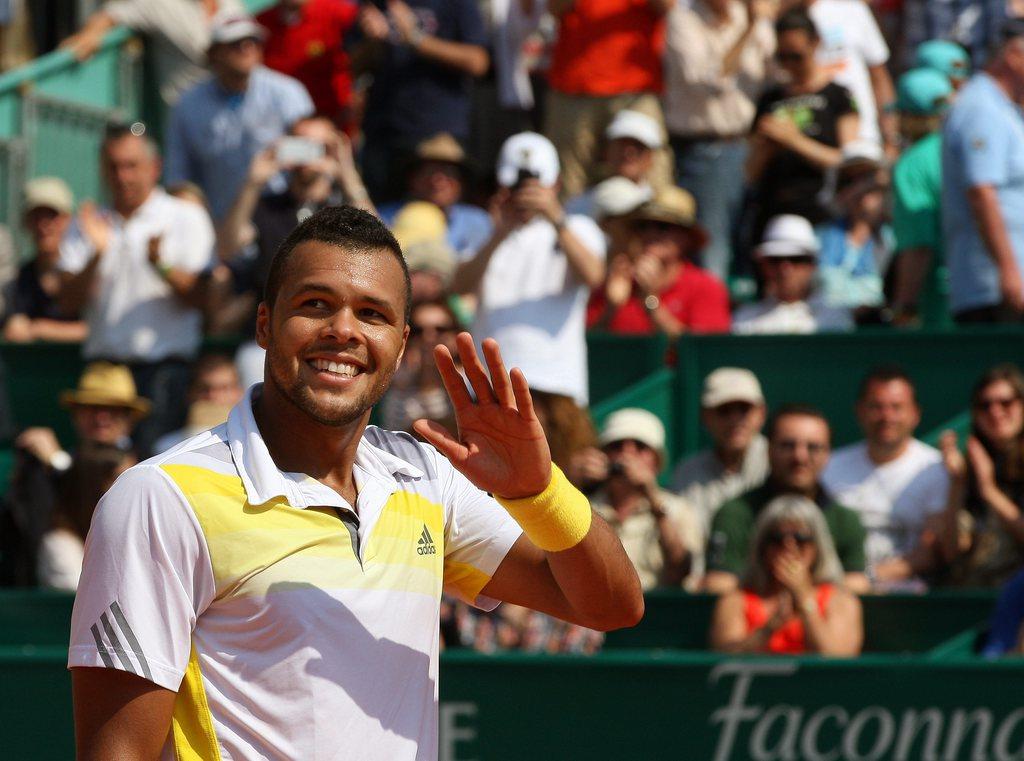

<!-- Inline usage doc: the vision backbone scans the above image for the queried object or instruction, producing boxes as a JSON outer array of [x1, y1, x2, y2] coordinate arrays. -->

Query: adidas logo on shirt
[[417, 525, 436, 556]]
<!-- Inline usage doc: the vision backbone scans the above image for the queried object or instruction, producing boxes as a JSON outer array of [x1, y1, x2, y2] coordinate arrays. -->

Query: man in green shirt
[[889, 67, 955, 327], [704, 404, 869, 593]]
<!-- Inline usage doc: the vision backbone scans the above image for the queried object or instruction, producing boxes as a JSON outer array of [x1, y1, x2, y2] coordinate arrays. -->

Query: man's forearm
[[558, 226, 605, 289], [411, 37, 488, 77], [216, 180, 264, 260], [890, 246, 934, 314], [451, 231, 505, 294], [59, 256, 102, 315]]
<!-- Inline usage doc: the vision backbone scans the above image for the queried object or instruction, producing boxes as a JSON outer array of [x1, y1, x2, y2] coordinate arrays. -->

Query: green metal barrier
[[674, 326, 1024, 457], [5, 647, 1024, 761], [0, 0, 274, 247], [586, 332, 669, 406]]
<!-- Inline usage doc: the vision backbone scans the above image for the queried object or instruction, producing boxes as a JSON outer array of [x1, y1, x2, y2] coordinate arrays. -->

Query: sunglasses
[[775, 51, 809, 64], [767, 530, 814, 546], [775, 439, 828, 455], [974, 395, 1022, 412], [635, 220, 683, 234], [763, 255, 816, 267], [605, 439, 654, 453], [410, 323, 457, 337]]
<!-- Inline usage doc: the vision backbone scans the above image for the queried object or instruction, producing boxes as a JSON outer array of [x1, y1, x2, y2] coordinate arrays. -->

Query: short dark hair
[[857, 364, 917, 403], [263, 205, 412, 323], [767, 403, 831, 443], [775, 9, 820, 42]]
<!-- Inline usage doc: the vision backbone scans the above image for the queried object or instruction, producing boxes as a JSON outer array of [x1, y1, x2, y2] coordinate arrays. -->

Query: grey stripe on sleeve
[[99, 612, 138, 675], [89, 624, 115, 669], [109, 601, 153, 681]]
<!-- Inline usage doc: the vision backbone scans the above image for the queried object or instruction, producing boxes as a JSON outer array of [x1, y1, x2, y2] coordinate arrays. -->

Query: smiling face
[[973, 379, 1024, 448], [255, 241, 410, 427], [856, 378, 920, 453], [768, 413, 831, 494]]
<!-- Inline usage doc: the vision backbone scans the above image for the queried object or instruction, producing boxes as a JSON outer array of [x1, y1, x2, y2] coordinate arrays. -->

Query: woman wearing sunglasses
[[937, 364, 1024, 586], [709, 495, 863, 655], [746, 8, 860, 244]]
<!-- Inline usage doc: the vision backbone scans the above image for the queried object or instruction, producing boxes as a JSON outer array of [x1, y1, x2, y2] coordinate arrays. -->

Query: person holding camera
[[583, 408, 702, 590], [452, 132, 606, 409]]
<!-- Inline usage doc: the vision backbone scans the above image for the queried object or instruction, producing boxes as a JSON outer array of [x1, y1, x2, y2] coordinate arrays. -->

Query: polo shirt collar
[[226, 384, 424, 510]]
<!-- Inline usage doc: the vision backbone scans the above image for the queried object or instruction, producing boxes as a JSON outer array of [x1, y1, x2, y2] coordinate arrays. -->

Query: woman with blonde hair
[[709, 495, 863, 655]]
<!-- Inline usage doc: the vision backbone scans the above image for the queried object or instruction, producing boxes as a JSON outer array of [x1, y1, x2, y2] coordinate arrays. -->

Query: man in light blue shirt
[[165, 12, 313, 221], [942, 19, 1024, 322]]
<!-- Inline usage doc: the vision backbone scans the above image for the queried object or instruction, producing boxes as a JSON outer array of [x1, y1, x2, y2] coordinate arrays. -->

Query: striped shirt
[[68, 384, 522, 760]]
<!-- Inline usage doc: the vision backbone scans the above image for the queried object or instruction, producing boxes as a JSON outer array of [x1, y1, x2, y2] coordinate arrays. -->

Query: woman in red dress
[[709, 495, 863, 656]]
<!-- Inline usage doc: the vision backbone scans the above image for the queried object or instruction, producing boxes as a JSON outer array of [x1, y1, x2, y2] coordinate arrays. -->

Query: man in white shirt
[[733, 214, 853, 334], [68, 206, 641, 760], [672, 367, 769, 532], [58, 124, 215, 455], [564, 110, 661, 220], [823, 366, 949, 588], [453, 132, 607, 406], [805, 0, 898, 151]]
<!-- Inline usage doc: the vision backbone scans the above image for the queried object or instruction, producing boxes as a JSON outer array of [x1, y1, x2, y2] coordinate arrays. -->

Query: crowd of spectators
[[2, 0, 1024, 659]]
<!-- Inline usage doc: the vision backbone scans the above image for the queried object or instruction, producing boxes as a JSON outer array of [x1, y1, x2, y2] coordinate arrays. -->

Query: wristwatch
[[643, 294, 660, 312]]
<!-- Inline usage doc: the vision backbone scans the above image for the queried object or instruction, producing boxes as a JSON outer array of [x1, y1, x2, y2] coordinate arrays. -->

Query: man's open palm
[[413, 333, 551, 499]]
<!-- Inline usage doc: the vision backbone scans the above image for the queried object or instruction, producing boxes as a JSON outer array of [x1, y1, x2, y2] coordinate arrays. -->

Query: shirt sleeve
[[454, 0, 488, 47], [57, 219, 93, 275], [706, 499, 750, 575], [68, 465, 216, 691], [437, 454, 523, 610], [892, 158, 941, 252], [832, 505, 866, 573], [163, 99, 193, 187], [854, 3, 890, 67], [281, 78, 316, 125], [566, 215, 608, 261], [163, 201, 216, 273], [957, 107, 1012, 187], [102, 0, 152, 29]]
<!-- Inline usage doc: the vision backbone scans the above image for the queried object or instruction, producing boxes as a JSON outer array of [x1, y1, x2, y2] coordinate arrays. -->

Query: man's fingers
[[455, 332, 496, 405], [412, 419, 466, 463], [433, 344, 473, 409], [509, 368, 536, 420], [482, 339, 516, 408]]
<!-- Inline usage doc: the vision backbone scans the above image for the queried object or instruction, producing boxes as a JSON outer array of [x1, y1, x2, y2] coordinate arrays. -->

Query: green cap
[[895, 67, 953, 116], [914, 40, 970, 81]]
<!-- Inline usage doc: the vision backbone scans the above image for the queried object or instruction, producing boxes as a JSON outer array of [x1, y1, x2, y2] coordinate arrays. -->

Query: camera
[[607, 461, 626, 478], [513, 168, 539, 190]]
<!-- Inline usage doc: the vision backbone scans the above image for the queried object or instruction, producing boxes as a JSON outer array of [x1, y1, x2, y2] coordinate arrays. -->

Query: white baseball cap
[[701, 368, 764, 408], [756, 214, 820, 259], [209, 11, 266, 47], [598, 408, 667, 464], [496, 132, 560, 188], [838, 139, 885, 172], [592, 177, 652, 219], [605, 110, 662, 149]]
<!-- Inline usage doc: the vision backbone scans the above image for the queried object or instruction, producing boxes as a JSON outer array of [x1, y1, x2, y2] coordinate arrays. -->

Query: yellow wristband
[[495, 464, 593, 552]]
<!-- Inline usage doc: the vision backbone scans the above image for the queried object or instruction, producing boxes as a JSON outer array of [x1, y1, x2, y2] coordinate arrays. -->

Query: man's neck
[[714, 445, 746, 473], [846, 218, 872, 247], [291, 176, 333, 205], [986, 65, 1024, 105], [253, 383, 367, 501], [217, 69, 252, 95], [867, 437, 912, 465], [113, 188, 154, 219], [607, 481, 644, 515], [768, 475, 818, 500]]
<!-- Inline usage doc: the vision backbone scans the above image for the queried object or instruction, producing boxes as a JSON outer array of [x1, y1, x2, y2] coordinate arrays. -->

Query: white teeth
[[311, 359, 360, 377]]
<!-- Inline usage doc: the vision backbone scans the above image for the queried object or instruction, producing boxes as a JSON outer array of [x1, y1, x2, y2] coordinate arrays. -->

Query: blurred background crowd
[[3, 0, 1024, 660]]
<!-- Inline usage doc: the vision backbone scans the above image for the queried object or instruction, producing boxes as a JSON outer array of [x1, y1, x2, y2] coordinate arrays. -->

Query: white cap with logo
[[496, 132, 560, 188], [701, 368, 764, 409], [605, 110, 663, 150], [598, 408, 667, 464]]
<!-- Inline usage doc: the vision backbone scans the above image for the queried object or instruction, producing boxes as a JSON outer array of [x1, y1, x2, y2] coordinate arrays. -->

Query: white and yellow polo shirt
[[68, 385, 523, 760]]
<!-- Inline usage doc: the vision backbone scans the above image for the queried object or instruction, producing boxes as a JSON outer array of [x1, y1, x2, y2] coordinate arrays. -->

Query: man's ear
[[255, 302, 270, 350], [395, 323, 411, 370]]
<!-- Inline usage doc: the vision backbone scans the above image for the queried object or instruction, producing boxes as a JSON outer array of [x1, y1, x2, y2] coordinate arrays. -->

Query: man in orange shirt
[[545, 0, 674, 198]]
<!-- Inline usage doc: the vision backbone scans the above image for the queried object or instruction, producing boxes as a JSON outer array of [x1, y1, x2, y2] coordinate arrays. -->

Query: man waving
[[68, 205, 643, 761]]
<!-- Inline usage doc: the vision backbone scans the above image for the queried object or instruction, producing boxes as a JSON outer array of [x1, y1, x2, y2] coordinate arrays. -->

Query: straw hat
[[59, 362, 151, 418], [631, 186, 709, 248]]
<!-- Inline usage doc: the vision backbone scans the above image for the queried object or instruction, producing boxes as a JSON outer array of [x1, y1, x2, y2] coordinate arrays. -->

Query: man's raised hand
[[413, 333, 551, 499]]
